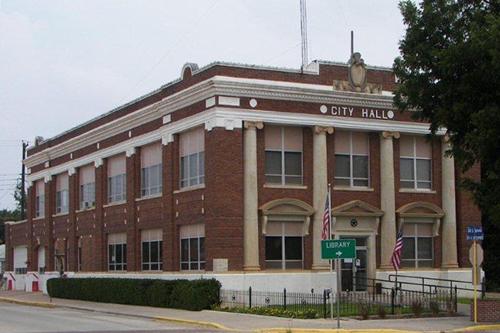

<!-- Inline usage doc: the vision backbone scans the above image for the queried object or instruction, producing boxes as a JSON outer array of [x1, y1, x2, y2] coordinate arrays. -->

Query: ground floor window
[[141, 229, 163, 271], [265, 221, 303, 269], [179, 224, 205, 270], [108, 233, 127, 271], [401, 223, 434, 268], [13, 246, 28, 274], [37, 246, 46, 274]]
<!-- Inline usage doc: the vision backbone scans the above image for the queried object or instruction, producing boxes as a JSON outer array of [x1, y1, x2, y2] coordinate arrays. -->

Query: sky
[[0, 0, 406, 210]]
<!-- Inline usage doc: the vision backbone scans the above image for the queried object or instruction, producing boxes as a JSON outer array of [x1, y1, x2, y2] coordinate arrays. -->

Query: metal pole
[[21, 141, 27, 219], [336, 258, 340, 328], [473, 240, 478, 323], [350, 30, 354, 56], [328, 183, 334, 322]]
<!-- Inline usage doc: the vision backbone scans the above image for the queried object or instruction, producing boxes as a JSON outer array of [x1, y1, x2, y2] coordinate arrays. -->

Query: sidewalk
[[0, 291, 498, 333]]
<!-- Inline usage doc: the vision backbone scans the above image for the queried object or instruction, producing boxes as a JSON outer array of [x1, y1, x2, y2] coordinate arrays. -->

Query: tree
[[0, 177, 23, 244], [393, 0, 500, 289]]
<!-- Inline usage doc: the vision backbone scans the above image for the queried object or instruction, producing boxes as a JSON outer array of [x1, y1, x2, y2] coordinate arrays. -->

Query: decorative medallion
[[350, 218, 358, 228], [348, 52, 367, 91]]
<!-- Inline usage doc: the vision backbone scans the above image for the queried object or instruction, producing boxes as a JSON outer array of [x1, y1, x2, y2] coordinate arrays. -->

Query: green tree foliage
[[0, 177, 24, 244], [0, 209, 21, 244], [393, 0, 499, 289]]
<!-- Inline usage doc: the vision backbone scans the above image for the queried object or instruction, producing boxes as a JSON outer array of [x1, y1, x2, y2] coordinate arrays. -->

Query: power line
[[119, 0, 219, 104]]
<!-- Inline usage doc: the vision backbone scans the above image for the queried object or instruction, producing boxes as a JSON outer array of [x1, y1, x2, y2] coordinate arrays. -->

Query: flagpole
[[328, 183, 334, 322]]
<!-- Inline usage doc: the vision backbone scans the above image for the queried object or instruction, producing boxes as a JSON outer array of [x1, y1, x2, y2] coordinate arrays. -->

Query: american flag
[[391, 231, 404, 271], [321, 194, 330, 240]]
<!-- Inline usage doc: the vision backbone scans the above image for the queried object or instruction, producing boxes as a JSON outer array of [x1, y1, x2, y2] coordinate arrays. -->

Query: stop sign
[[469, 243, 484, 266]]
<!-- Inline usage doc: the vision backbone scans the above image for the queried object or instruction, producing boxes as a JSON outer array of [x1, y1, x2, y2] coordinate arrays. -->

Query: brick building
[[4, 55, 481, 293]]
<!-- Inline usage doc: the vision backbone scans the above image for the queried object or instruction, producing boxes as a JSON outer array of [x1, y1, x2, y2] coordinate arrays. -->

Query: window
[[79, 165, 95, 209], [38, 246, 46, 274], [13, 246, 28, 275], [141, 143, 162, 196], [265, 126, 303, 185], [108, 155, 126, 203], [265, 222, 303, 269], [334, 131, 369, 187], [180, 224, 205, 270], [401, 223, 434, 268], [108, 233, 127, 271], [55, 173, 69, 214], [400, 135, 432, 189], [141, 229, 163, 271], [35, 180, 45, 217], [180, 127, 205, 188]]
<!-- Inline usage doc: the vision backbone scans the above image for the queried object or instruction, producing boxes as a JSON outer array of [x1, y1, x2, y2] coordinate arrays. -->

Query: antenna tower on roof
[[300, 0, 309, 70]]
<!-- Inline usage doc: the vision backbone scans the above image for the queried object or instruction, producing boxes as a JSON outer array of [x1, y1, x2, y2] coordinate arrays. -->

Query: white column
[[243, 121, 263, 271], [379, 131, 399, 269], [441, 136, 459, 268], [312, 126, 334, 270]]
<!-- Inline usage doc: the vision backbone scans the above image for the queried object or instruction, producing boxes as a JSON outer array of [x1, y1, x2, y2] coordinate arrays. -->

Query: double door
[[340, 236, 368, 292]]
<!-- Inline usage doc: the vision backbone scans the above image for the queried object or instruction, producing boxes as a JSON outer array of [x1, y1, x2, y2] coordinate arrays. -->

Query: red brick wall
[[471, 299, 500, 322], [204, 128, 244, 271]]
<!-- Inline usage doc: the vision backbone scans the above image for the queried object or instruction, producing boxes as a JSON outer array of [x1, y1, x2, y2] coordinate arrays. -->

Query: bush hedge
[[47, 277, 221, 311]]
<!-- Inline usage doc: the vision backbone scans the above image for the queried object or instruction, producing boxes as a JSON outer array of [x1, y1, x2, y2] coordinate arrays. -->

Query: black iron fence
[[220, 284, 457, 318]]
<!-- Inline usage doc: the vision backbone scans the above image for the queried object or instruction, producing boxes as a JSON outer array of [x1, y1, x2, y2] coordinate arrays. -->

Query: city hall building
[[4, 55, 481, 293]]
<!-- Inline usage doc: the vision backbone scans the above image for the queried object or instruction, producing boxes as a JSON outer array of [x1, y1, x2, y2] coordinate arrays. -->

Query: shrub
[[429, 301, 440, 315], [358, 302, 370, 320], [47, 277, 221, 311], [411, 300, 423, 317], [377, 305, 387, 319]]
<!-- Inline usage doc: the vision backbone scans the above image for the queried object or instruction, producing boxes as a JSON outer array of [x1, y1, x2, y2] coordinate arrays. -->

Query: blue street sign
[[466, 226, 484, 241]]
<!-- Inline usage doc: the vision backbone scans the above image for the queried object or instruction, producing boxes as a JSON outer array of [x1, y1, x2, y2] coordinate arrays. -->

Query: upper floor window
[[79, 165, 95, 210], [400, 135, 432, 190], [141, 143, 162, 197], [108, 155, 126, 203], [180, 127, 205, 189], [401, 223, 434, 268], [334, 131, 369, 187], [265, 126, 303, 185], [55, 173, 69, 214], [35, 180, 45, 218]]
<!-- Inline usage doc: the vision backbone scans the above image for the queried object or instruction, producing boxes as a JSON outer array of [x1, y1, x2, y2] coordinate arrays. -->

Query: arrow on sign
[[336, 251, 342, 257]]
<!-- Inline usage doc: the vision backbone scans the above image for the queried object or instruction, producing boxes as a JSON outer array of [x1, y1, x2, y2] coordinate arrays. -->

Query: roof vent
[[180, 63, 199, 80]]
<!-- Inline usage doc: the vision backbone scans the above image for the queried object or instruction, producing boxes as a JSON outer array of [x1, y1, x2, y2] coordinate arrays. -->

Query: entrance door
[[340, 237, 368, 291]]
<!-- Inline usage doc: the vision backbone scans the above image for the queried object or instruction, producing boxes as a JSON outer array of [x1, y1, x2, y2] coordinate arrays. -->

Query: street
[[0, 303, 217, 333]]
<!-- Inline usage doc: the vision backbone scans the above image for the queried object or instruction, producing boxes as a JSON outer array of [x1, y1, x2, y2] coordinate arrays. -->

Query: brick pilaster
[[67, 170, 78, 271], [94, 160, 106, 271], [126, 149, 139, 271]]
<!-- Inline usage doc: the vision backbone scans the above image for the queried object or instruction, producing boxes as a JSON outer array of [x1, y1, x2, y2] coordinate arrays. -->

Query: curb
[[154, 316, 233, 331], [258, 329, 420, 333], [0, 296, 55, 308], [0, 296, 233, 331], [448, 324, 500, 332]]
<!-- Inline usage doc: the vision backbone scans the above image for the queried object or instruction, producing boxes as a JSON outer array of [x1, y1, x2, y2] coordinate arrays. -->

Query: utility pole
[[21, 141, 28, 220]]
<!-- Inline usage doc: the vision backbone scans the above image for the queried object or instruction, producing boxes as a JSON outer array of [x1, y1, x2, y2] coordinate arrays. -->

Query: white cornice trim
[[27, 106, 443, 183], [26, 75, 400, 169], [211, 107, 442, 135]]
